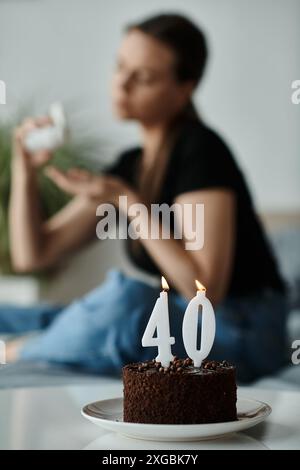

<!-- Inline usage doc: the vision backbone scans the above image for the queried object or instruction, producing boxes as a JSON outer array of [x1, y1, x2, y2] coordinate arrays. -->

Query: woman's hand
[[44, 166, 136, 206], [12, 116, 54, 176]]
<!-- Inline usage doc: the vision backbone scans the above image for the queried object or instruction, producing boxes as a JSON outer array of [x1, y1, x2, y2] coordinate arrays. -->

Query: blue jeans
[[0, 268, 288, 382]]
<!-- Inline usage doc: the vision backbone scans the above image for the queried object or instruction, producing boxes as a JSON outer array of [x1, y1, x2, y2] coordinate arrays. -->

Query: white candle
[[182, 280, 216, 367], [141, 276, 175, 368]]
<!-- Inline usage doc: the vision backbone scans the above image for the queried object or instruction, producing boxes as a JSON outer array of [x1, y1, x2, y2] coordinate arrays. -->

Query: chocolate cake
[[123, 358, 237, 424]]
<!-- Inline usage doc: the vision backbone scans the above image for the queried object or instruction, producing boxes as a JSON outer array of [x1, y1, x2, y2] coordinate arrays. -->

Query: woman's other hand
[[44, 166, 133, 206]]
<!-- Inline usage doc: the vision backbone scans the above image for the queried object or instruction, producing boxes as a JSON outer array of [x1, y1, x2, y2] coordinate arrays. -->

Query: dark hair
[[126, 13, 208, 121]]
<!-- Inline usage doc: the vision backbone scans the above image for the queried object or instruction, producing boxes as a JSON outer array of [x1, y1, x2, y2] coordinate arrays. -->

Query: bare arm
[[9, 118, 98, 272], [125, 188, 236, 304]]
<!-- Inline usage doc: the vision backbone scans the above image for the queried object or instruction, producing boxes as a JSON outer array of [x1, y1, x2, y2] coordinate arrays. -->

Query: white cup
[[24, 102, 67, 153]]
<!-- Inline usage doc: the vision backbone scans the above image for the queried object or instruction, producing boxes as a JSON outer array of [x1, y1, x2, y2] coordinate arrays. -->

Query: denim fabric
[[0, 268, 288, 382]]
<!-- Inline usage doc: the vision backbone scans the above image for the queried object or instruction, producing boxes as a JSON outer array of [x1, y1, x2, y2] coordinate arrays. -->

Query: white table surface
[[0, 379, 299, 450]]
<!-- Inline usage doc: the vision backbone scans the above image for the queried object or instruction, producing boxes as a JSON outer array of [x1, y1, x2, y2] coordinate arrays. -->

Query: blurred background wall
[[0, 0, 299, 303], [1, 0, 299, 211]]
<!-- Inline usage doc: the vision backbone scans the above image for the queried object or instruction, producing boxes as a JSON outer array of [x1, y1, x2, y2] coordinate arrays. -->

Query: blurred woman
[[2, 14, 287, 382]]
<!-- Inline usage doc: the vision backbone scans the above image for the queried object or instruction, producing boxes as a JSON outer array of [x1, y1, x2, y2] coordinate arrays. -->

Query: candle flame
[[195, 279, 206, 292], [161, 276, 169, 291]]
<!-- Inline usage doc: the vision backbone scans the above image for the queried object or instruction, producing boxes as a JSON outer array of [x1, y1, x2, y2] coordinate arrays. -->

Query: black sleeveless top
[[104, 119, 286, 297]]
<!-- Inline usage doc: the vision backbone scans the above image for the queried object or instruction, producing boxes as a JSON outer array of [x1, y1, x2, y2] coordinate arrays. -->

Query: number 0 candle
[[182, 280, 216, 367], [141, 276, 175, 368]]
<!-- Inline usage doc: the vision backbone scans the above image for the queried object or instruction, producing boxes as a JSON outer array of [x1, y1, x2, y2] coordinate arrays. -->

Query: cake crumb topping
[[132, 358, 233, 375]]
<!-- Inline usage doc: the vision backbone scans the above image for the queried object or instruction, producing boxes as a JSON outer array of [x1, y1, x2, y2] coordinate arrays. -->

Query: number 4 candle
[[141, 276, 175, 368]]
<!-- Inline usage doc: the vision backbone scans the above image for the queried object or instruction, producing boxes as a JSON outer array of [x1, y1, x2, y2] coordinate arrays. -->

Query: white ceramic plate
[[81, 396, 271, 442]]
